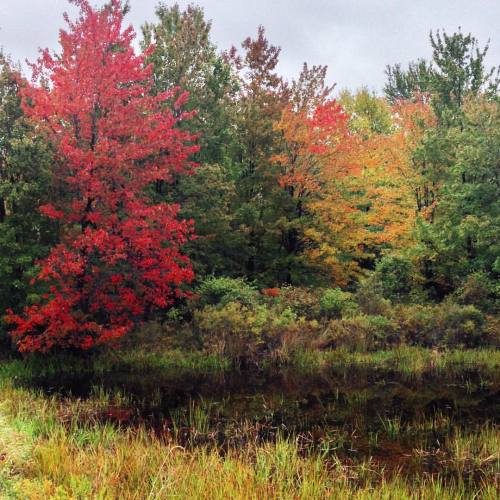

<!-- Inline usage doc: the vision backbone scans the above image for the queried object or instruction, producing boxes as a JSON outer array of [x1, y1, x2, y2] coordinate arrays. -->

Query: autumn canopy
[[0, 1, 498, 353]]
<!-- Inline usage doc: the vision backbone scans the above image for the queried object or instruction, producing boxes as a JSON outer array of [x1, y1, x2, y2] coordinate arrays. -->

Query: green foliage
[[319, 315, 399, 351], [316, 300, 492, 352], [141, 3, 241, 279], [436, 303, 486, 347], [275, 286, 321, 319], [394, 304, 439, 347], [355, 280, 392, 316], [373, 255, 415, 302], [417, 97, 500, 297], [455, 272, 499, 314], [194, 302, 268, 360], [339, 88, 393, 136], [385, 28, 499, 117], [319, 288, 357, 319], [399, 33, 500, 301], [174, 163, 242, 276], [193, 297, 325, 363], [141, 3, 237, 164], [228, 27, 292, 284], [384, 59, 434, 103], [429, 29, 499, 119], [0, 54, 56, 327], [196, 276, 259, 309], [396, 302, 487, 348]]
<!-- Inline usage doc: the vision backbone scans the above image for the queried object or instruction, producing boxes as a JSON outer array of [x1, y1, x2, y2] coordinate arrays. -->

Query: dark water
[[21, 364, 499, 475]]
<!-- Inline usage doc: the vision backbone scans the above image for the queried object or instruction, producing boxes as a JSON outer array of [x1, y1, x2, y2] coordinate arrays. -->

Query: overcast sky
[[0, 0, 498, 94]]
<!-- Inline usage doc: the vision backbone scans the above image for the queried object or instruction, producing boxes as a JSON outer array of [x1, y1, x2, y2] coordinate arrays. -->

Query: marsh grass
[[2, 347, 498, 386], [447, 424, 499, 479], [0, 349, 229, 382], [288, 346, 500, 378], [378, 414, 403, 439], [0, 348, 498, 498], [0, 374, 498, 499]]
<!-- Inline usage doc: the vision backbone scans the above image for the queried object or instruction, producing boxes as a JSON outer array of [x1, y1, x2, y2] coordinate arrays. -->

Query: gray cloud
[[0, 0, 498, 93]]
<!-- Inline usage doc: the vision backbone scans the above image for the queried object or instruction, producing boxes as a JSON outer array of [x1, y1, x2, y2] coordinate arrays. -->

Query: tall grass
[[1, 347, 498, 384], [288, 346, 500, 378], [0, 349, 230, 382], [0, 375, 498, 499]]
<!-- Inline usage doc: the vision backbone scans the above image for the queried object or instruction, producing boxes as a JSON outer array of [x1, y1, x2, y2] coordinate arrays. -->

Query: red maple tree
[[6, 0, 198, 352]]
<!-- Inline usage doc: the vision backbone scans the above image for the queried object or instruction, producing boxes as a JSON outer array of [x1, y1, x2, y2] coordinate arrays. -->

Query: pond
[[22, 363, 499, 477]]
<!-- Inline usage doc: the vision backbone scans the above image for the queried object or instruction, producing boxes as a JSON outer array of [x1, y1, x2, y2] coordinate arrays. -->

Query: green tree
[[385, 28, 499, 120], [423, 97, 500, 292], [429, 29, 499, 119], [142, 3, 240, 277], [386, 29, 499, 300], [0, 54, 55, 328], [226, 26, 291, 283], [142, 2, 237, 165], [384, 59, 434, 103], [339, 87, 393, 137]]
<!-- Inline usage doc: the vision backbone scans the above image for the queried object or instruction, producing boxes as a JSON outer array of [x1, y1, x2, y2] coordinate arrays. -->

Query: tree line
[[0, 0, 498, 351]]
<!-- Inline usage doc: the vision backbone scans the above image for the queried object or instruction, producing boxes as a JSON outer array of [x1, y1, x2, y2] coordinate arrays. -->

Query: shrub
[[317, 317, 369, 351], [436, 302, 486, 348], [318, 315, 399, 351], [267, 316, 321, 363], [356, 280, 391, 316], [196, 276, 259, 309], [484, 316, 500, 347], [194, 300, 322, 364], [194, 302, 268, 362], [270, 307, 297, 328], [396, 302, 486, 348], [275, 286, 321, 319], [319, 288, 357, 319], [394, 304, 436, 347], [373, 255, 415, 302], [366, 315, 400, 347], [455, 272, 499, 313]]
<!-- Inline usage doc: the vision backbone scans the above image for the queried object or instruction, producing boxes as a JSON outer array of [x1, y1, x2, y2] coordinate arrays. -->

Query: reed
[[0, 376, 497, 499]]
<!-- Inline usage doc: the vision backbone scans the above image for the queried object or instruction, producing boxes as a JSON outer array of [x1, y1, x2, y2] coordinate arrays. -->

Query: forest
[[0, 0, 498, 498]]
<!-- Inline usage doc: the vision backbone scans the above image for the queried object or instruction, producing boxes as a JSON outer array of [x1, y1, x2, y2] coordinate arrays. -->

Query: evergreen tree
[[0, 53, 56, 331]]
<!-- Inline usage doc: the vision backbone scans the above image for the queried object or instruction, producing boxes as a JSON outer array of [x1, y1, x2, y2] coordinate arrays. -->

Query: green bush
[[394, 304, 436, 347], [318, 315, 399, 351], [270, 306, 297, 328], [317, 317, 367, 351], [373, 255, 415, 302], [455, 272, 499, 314], [436, 302, 486, 347], [194, 302, 268, 362], [196, 276, 259, 309], [267, 316, 321, 363], [319, 288, 357, 319], [366, 315, 400, 347], [396, 302, 486, 348], [194, 300, 322, 364], [356, 280, 391, 316], [275, 286, 321, 319], [484, 316, 500, 347]]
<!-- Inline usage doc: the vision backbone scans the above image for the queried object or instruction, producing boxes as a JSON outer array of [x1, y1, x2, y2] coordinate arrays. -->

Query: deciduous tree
[[6, 0, 197, 352]]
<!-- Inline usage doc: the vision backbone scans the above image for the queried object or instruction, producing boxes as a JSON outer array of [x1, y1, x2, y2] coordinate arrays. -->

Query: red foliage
[[273, 99, 350, 200], [262, 288, 281, 297], [6, 0, 198, 352]]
